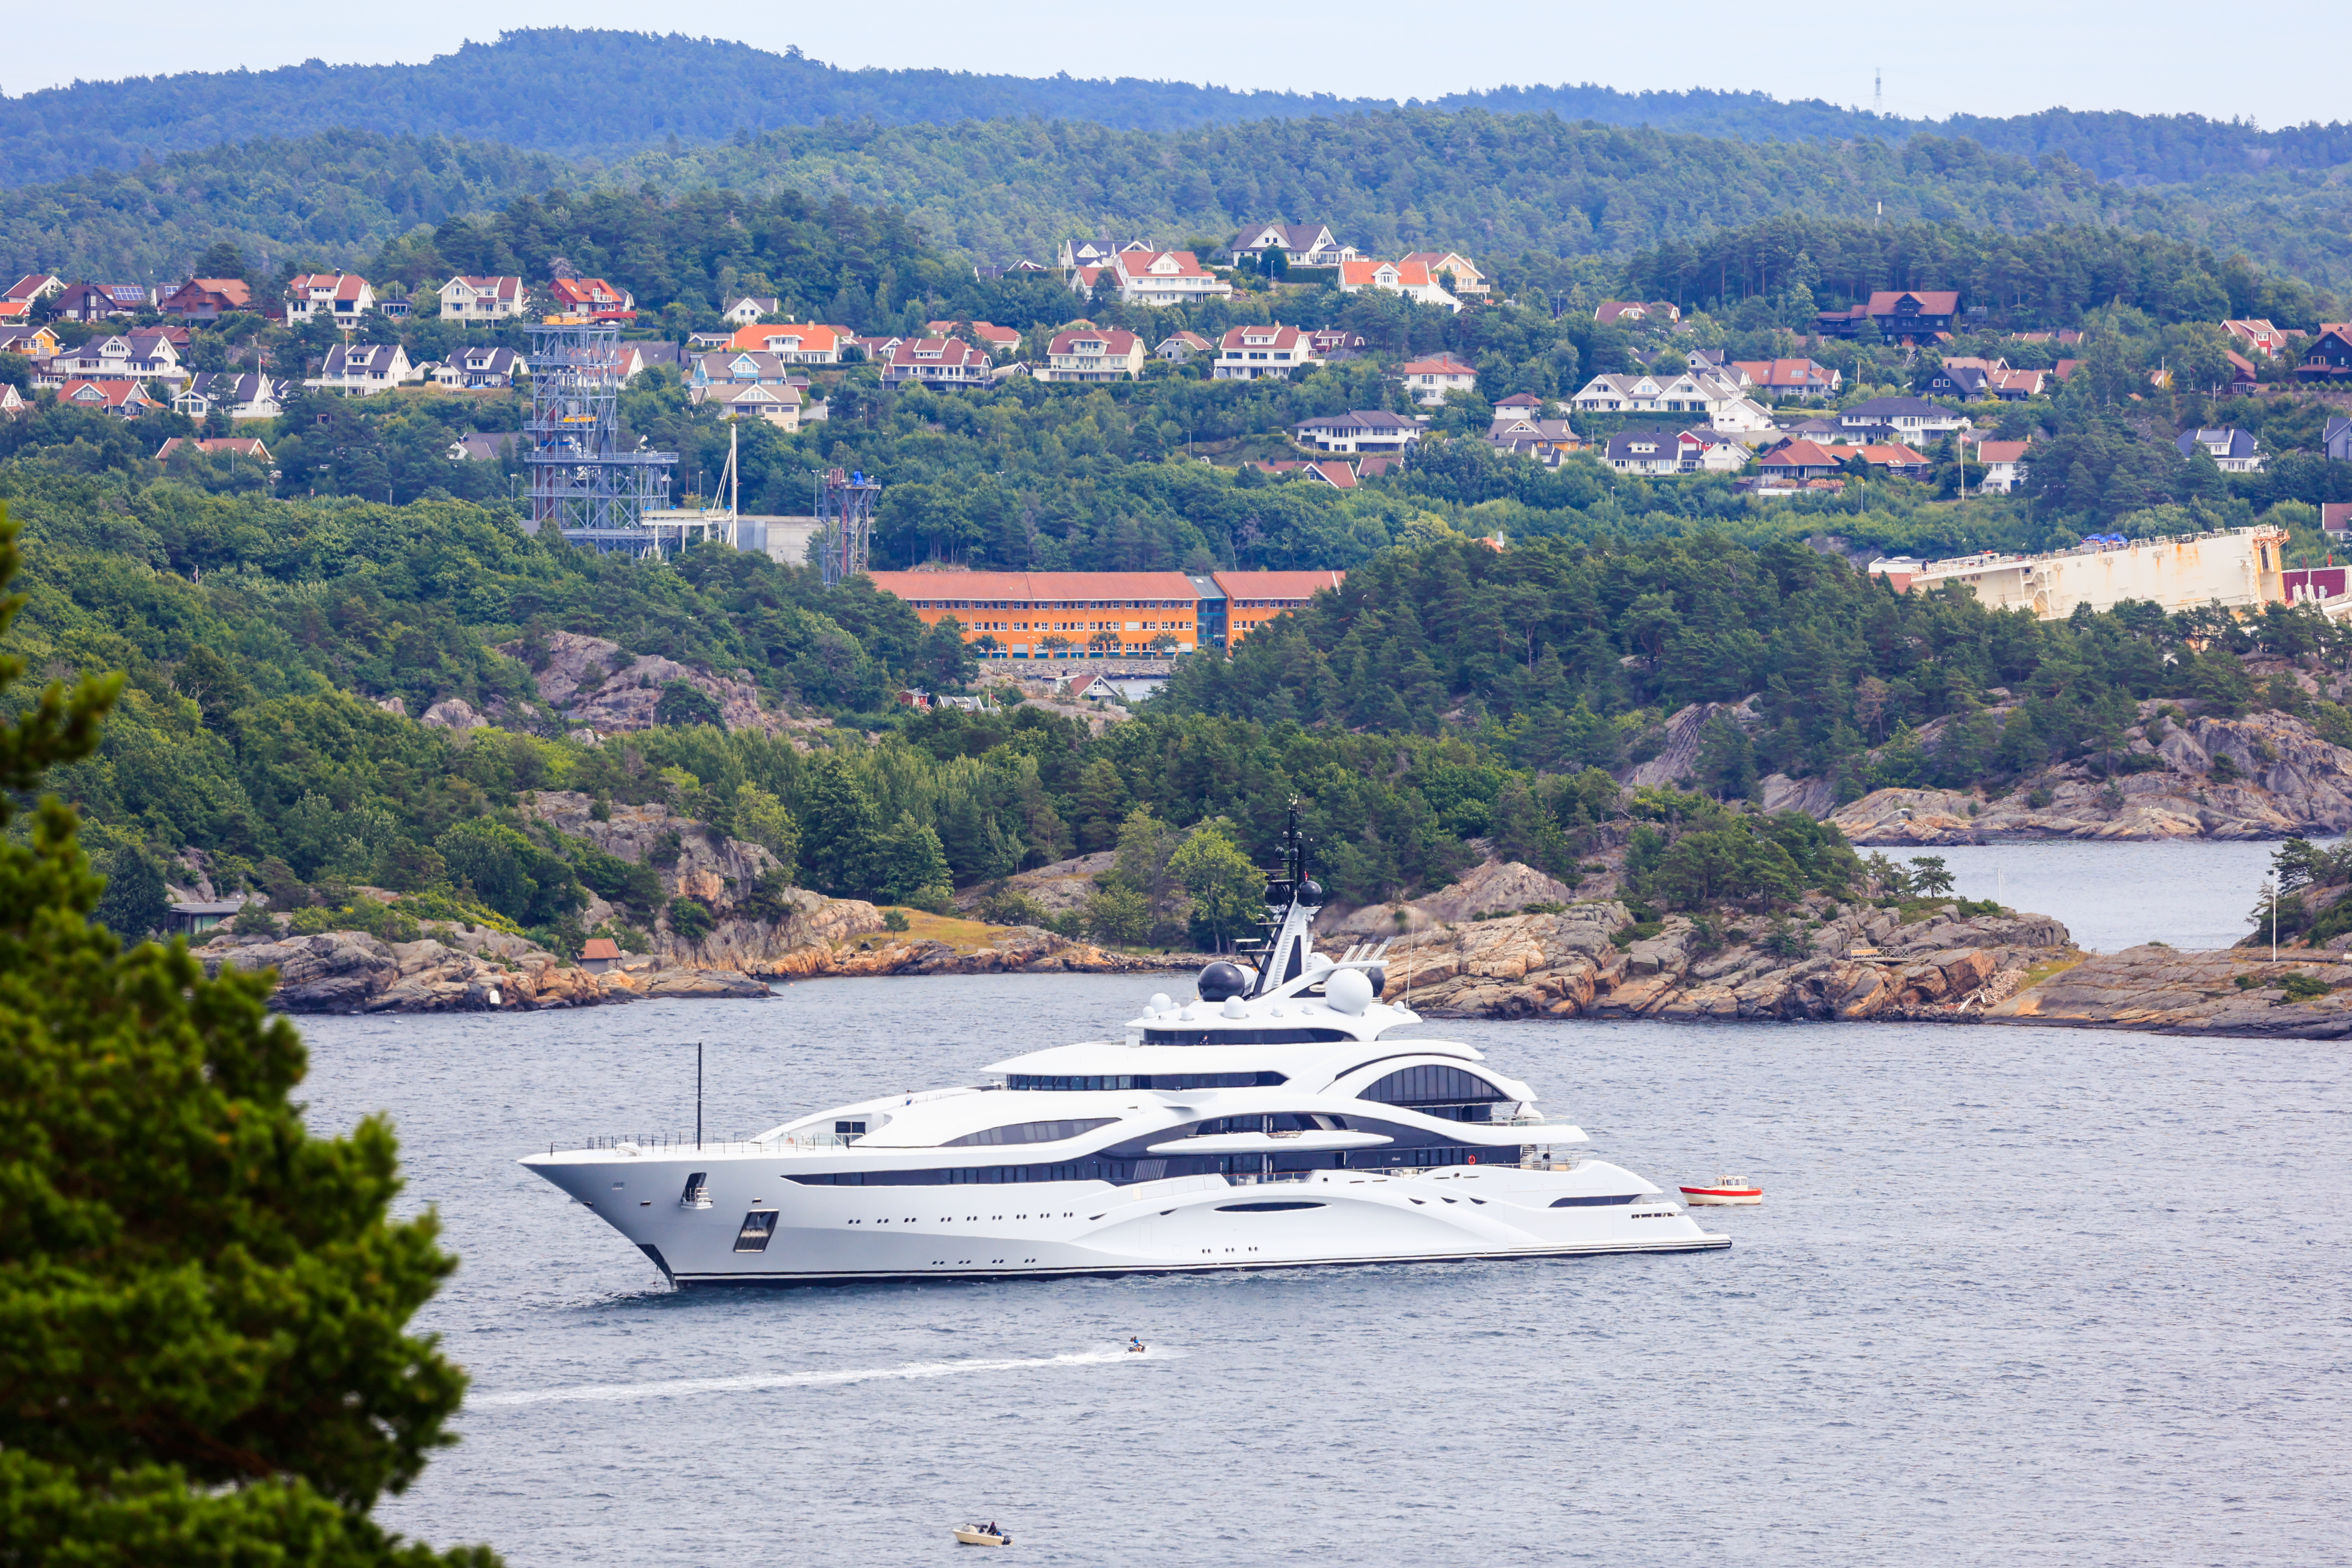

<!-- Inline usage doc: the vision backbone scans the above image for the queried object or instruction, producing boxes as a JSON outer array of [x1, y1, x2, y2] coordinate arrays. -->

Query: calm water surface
[[301, 975, 2351, 1567], [1884, 839, 2311, 952]]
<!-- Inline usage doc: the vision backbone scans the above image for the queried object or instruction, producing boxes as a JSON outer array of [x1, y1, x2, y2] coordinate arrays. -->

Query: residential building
[[851, 334, 903, 361], [1817, 290, 1960, 342], [285, 272, 375, 325], [1398, 354, 1477, 406], [1399, 251, 1488, 297], [1216, 570, 1346, 649], [2325, 416, 2352, 462], [544, 277, 635, 319], [1974, 439, 2033, 494], [172, 372, 288, 421], [1231, 223, 1355, 268], [2226, 352, 2261, 395], [2298, 327, 2352, 383], [0, 384, 26, 417], [49, 331, 186, 387], [1838, 396, 1970, 438], [0, 326, 61, 358], [931, 320, 1023, 355], [1869, 526, 2287, 618], [1854, 442, 1933, 477], [438, 275, 527, 324], [881, 337, 993, 389], [690, 350, 808, 399], [157, 435, 272, 464], [1732, 359, 1841, 399], [435, 345, 525, 389], [53, 281, 151, 320], [158, 279, 253, 322], [57, 378, 158, 417], [1338, 257, 1459, 312], [1676, 430, 1752, 472], [307, 343, 419, 395], [723, 295, 782, 325], [726, 322, 845, 363], [1308, 328, 1369, 358], [3, 274, 64, 304], [1084, 250, 1232, 307], [1570, 369, 1774, 432], [708, 382, 805, 430], [2224, 319, 2291, 358], [864, 570, 1205, 657], [1213, 324, 1321, 381], [2177, 427, 2263, 473], [2321, 501, 2352, 533], [1604, 430, 1683, 476], [1488, 421, 1585, 467], [1156, 330, 1212, 363], [1491, 392, 1544, 426], [448, 432, 520, 463], [1041, 327, 1145, 382], [1757, 440, 1848, 481], [1594, 300, 1679, 326], [1292, 410, 1423, 454], [1247, 459, 1359, 490], [1058, 237, 1157, 271]]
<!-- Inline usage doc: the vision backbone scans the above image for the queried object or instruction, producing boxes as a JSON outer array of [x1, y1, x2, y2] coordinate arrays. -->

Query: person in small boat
[[1128, 1337, 1145, 1352]]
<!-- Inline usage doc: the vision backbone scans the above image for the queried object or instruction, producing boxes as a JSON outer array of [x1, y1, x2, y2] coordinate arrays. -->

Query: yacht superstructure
[[520, 811, 1728, 1284]]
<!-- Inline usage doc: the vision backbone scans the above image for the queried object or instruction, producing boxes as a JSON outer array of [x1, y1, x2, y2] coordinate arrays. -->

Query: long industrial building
[[1867, 526, 2288, 619], [862, 568, 1347, 656]]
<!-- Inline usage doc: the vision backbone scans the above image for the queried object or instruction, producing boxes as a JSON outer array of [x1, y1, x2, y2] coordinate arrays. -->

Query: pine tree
[[0, 509, 495, 1565], [798, 754, 886, 898]]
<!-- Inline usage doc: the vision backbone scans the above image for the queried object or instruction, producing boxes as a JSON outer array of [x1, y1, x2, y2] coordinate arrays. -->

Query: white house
[[1398, 354, 1477, 406], [1084, 250, 1234, 307], [172, 372, 288, 421], [285, 273, 376, 326], [1041, 327, 1145, 382], [1213, 324, 1321, 380], [710, 382, 804, 430], [2176, 427, 2263, 474], [1571, 370, 1773, 432], [307, 343, 419, 395], [1231, 222, 1355, 267], [1398, 251, 1488, 297], [1157, 331, 1212, 363], [1604, 431, 1682, 475], [1292, 410, 1423, 454], [437, 275, 526, 324], [1676, 430, 1752, 472], [1838, 396, 1971, 438], [723, 295, 782, 325], [1338, 258, 1460, 312]]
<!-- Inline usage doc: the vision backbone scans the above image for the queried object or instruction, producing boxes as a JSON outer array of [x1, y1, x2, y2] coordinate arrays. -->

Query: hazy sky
[[8, 0, 2338, 127]]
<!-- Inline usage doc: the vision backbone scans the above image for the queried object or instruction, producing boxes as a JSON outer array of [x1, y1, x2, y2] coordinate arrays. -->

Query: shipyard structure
[[1868, 527, 2291, 619]]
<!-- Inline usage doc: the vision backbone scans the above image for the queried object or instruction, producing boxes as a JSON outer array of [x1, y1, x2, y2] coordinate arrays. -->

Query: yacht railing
[[546, 1132, 853, 1156]]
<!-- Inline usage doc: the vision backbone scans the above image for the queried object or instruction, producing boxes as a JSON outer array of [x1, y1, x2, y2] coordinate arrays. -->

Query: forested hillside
[[7, 30, 2350, 192]]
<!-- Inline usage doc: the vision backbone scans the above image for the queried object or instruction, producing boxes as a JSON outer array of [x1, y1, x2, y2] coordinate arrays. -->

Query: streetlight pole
[[2269, 876, 2279, 962]]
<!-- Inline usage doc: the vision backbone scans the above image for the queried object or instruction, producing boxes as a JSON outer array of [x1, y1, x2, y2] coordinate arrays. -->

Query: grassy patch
[[870, 907, 1012, 950], [2012, 952, 2088, 992]]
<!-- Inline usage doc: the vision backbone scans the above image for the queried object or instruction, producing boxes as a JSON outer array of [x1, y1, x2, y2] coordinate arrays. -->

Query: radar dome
[[1299, 879, 1326, 905], [1197, 961, 1249, 1002], [1325, 967, 1376, 1014]]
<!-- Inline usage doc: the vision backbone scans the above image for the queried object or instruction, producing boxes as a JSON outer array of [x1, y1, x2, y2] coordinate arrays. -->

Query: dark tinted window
[[943, 1118, 1118, 1148], [1215, 1201, 1326, 1212], [734, 1212, 778, 1251], [1005, 1072, 1286, 1091], [1143, 1028, 1352, 1045], [1358, 1065, 1510, 1107], [1550, 1194, 1639, 1207]]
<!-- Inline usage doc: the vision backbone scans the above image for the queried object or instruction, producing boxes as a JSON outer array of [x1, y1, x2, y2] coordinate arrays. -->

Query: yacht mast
[[1238, 800, 1324, 997]]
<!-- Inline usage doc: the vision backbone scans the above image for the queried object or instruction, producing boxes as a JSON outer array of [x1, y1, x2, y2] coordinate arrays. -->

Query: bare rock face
[[1321, 859, 1577, 938], [499, 629, 774, 734], [1623, 700, 1755, 788], [420, 698, 487, 731], [763, 925, 1201, 979], [1988, 945, 2352, 1037], [1833, 708, 2352, 843], [950, 851, 1117, 917], [1381, 900, 2075, 1024]]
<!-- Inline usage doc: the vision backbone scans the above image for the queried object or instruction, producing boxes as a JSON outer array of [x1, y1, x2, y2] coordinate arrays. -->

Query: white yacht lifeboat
[[1678, 1176, 1761, 1206]]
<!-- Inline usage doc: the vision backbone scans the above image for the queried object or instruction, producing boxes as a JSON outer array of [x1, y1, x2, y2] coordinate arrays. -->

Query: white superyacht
[[520, 815, 1729, 1284]]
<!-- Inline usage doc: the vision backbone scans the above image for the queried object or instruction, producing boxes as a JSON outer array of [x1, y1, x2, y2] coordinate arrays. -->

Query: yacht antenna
[[696, 1040, 704, 1151]]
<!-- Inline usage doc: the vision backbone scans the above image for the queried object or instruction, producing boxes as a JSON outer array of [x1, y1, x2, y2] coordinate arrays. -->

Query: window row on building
[[862, 569, 1348, 656]]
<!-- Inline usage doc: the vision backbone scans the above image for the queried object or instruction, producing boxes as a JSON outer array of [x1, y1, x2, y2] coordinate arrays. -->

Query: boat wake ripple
[[473, 1345, 1179, 1407]]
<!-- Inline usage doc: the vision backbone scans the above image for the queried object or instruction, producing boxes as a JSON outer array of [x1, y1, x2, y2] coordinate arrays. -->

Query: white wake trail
[[474, 1345, 1178, 1407]]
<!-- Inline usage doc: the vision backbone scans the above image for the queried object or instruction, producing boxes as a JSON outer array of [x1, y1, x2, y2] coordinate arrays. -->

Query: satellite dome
[[1299, 879, 1326, 905], [1197, 961, 1249, 1001], [1325, 967, 1375, 1015]]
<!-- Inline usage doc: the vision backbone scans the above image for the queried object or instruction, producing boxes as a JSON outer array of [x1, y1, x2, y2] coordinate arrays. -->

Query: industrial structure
[[814, 467, 882, 585], [524, 318, 676, 555], [1868, 527, 2288, 619]]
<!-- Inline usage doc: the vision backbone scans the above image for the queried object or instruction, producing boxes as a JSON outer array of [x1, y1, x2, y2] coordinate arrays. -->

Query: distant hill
[[5, 28, 2350, 190]]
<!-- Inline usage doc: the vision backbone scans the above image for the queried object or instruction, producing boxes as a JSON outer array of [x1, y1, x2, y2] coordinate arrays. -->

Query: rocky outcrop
[[500, 629, 778, 735], [764, 925, 1201, 979], [1986, 946, 2352, 1037], [1381, 900, 2073, 1024], [1834, 707, 2352, 843], [1624, 700, 1755, 788], [950, 851, 1118, 917], [1320, 859, 1578, 938], [197, 931, 632, 1013], [420, 698, 488, 731]]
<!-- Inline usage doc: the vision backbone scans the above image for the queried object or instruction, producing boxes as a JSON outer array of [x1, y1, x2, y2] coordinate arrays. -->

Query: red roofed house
[[1100, 250, 1233, 307], [1757, 439, 1846, 481], [1398, 251, 1488, 297], [1246, 459, 1359, 490], [1214, 570, 1347, 651], [930, 320, 1023, 355], [726, 322, 844, 363], [1866, 290, 1960, 343], [1399, 354, 1478, 406], [159, 279, 253, 323], [1854, 442, 1933, 477], [1974, 439, 2033, 494], [1339, 257, 1460, 312], [1731, 358, 1842, 399], [3, 274, 64, 304], [2225, 319, 2291, 358], [1042, 327, 1144, 382], [545, 277, 635, 320], [57, 378, 159, 418], [285, 272, 375, 325], [881, 337, 993, 389], [864, 570, 1207, 658], [2321, 503, 2352, 536], [157, 436, 273, 462], [438, 275, 527, 324], [1157, 330, 1212, 363], [1213, 324, 1321, 381]]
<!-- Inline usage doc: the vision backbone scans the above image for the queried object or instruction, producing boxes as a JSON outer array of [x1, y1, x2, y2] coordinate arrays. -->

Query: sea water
[[305, 971, 2349, 1567]]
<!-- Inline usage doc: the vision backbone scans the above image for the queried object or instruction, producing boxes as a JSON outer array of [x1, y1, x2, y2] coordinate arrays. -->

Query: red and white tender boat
[[1679, 1176, 1762, 1206]]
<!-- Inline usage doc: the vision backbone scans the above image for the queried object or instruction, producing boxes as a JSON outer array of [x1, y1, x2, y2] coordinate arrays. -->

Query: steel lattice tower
[[524, 320, 677, 554], [815, 466, 882, 585]]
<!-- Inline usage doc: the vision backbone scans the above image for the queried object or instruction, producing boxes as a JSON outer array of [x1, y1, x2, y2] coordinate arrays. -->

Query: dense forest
[[14, 100, 2352, 294], [8, 30, 2351, 191]]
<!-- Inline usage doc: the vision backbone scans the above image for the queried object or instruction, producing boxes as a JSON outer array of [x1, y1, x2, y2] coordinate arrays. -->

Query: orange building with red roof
[[863, 570, 1206, 658], [1213, 570, 1346, 648]]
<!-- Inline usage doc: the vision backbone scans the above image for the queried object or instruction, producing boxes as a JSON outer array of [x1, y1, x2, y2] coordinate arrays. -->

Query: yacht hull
[[524, 1154, 1731, 1287]]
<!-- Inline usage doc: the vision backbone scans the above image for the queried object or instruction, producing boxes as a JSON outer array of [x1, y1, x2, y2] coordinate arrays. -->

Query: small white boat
[[954, 1524, 1013, 1546], [1679, 1176, 1762, 1206]]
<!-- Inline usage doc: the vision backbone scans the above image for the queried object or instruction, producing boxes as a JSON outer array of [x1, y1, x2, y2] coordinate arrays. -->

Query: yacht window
[[1550, 1194, 1640, 1207], [943, 1118, 1118, 1148], [1215, 1200, 1325, 1212], [1357, 1066, 1510, 1118], [1143, 1028, 1352, 1045], [835, 1121, 867, 1136], [733, 1212, 779, 1251], [1005, 1072, 1287, 1091], [680, 1172, 709, 1204]]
